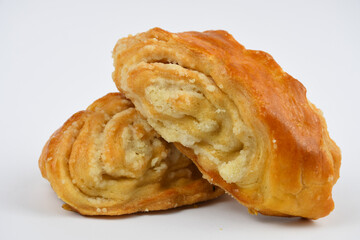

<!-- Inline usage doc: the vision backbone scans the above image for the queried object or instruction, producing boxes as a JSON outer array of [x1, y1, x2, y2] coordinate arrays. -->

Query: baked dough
[[112, 28, 341, 219], [39, 92, 223, 215]]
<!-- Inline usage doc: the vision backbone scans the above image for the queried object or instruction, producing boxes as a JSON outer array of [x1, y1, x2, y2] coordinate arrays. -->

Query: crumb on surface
[[206, 85, 216, 92], [215, 108, 226, 113]]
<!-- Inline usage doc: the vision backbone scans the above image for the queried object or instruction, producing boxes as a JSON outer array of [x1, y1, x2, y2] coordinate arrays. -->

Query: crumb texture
[[38, 93, 223, 216], [112, 28, 341, 219]]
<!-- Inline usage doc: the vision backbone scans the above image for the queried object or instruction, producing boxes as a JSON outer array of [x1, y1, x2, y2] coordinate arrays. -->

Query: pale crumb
[[144, 45, 155, 51], [46, 157, 53, 162], [215, 108, 226, 113], [234, 189, 239, 193], [233, 124, 241, 135], [61, 180, 65, 184], [154, 162, 167, 172], [196, 120, 218, 132], [206, 85, 216, 92], [174, 203, 178, 208], [104, 114, 111, 121], [161, 151, 167, 159], [272, 139, 277, 149], [151, 157, 160, 167], [152, 138, 162, 147], [96, 208, 101, 213], [189, 79, 195, 83], [72, 179, 76, 184], [102, 208, 107, 213], [219, 84, 224, 89], [328, 176, 334, 182], [144, 208, 149, 212]]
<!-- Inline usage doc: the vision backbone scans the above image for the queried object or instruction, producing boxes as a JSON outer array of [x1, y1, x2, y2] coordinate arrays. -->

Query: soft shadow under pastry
[[39, 92, 223, 215], [112, 28, 341, 219]]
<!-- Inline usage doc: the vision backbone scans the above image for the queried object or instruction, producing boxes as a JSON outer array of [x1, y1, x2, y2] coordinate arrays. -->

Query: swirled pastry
[[112, 28, 341, 219], [39, 93, 223, 215]]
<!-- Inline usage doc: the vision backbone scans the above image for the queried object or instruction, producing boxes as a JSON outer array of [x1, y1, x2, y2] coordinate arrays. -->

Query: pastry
[[112, 28, 341, 219], [39, 92, 223, 215]]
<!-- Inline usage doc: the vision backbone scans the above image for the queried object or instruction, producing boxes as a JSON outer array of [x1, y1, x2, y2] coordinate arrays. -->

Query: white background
[[1, 0, 359, 239]]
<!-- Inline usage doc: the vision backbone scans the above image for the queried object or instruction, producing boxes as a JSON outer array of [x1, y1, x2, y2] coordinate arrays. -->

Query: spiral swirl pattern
[[39, 93, 223, 215], [112, 28, 341, 219]]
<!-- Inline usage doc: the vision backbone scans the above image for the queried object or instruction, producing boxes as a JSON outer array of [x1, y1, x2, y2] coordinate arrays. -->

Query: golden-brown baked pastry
[[112, 28, 341, 219], [39, 92, 223, 215]]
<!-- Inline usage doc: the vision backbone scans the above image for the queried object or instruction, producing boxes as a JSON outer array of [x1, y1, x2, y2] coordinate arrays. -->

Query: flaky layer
[[112, 28, 341, 219], [39, 93, 223, 215]]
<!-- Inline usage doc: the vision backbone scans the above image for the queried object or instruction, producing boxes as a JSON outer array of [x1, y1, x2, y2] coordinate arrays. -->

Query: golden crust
[[39, 92, 223, 216], [112, 28, 341, 219]]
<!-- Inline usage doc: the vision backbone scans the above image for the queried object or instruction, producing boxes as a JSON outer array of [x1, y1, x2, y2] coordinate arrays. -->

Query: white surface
[[1, 0, 359, 239]]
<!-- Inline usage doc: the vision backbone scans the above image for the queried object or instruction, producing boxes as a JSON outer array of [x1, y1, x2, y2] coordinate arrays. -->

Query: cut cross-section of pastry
[[39, 92, 223, 215], [112, 28, 341, 219]]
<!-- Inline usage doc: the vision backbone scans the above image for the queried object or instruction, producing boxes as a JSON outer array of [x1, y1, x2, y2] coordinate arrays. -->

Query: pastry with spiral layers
[[39, 92, 223, 215], [112, 28, 341, 219]]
